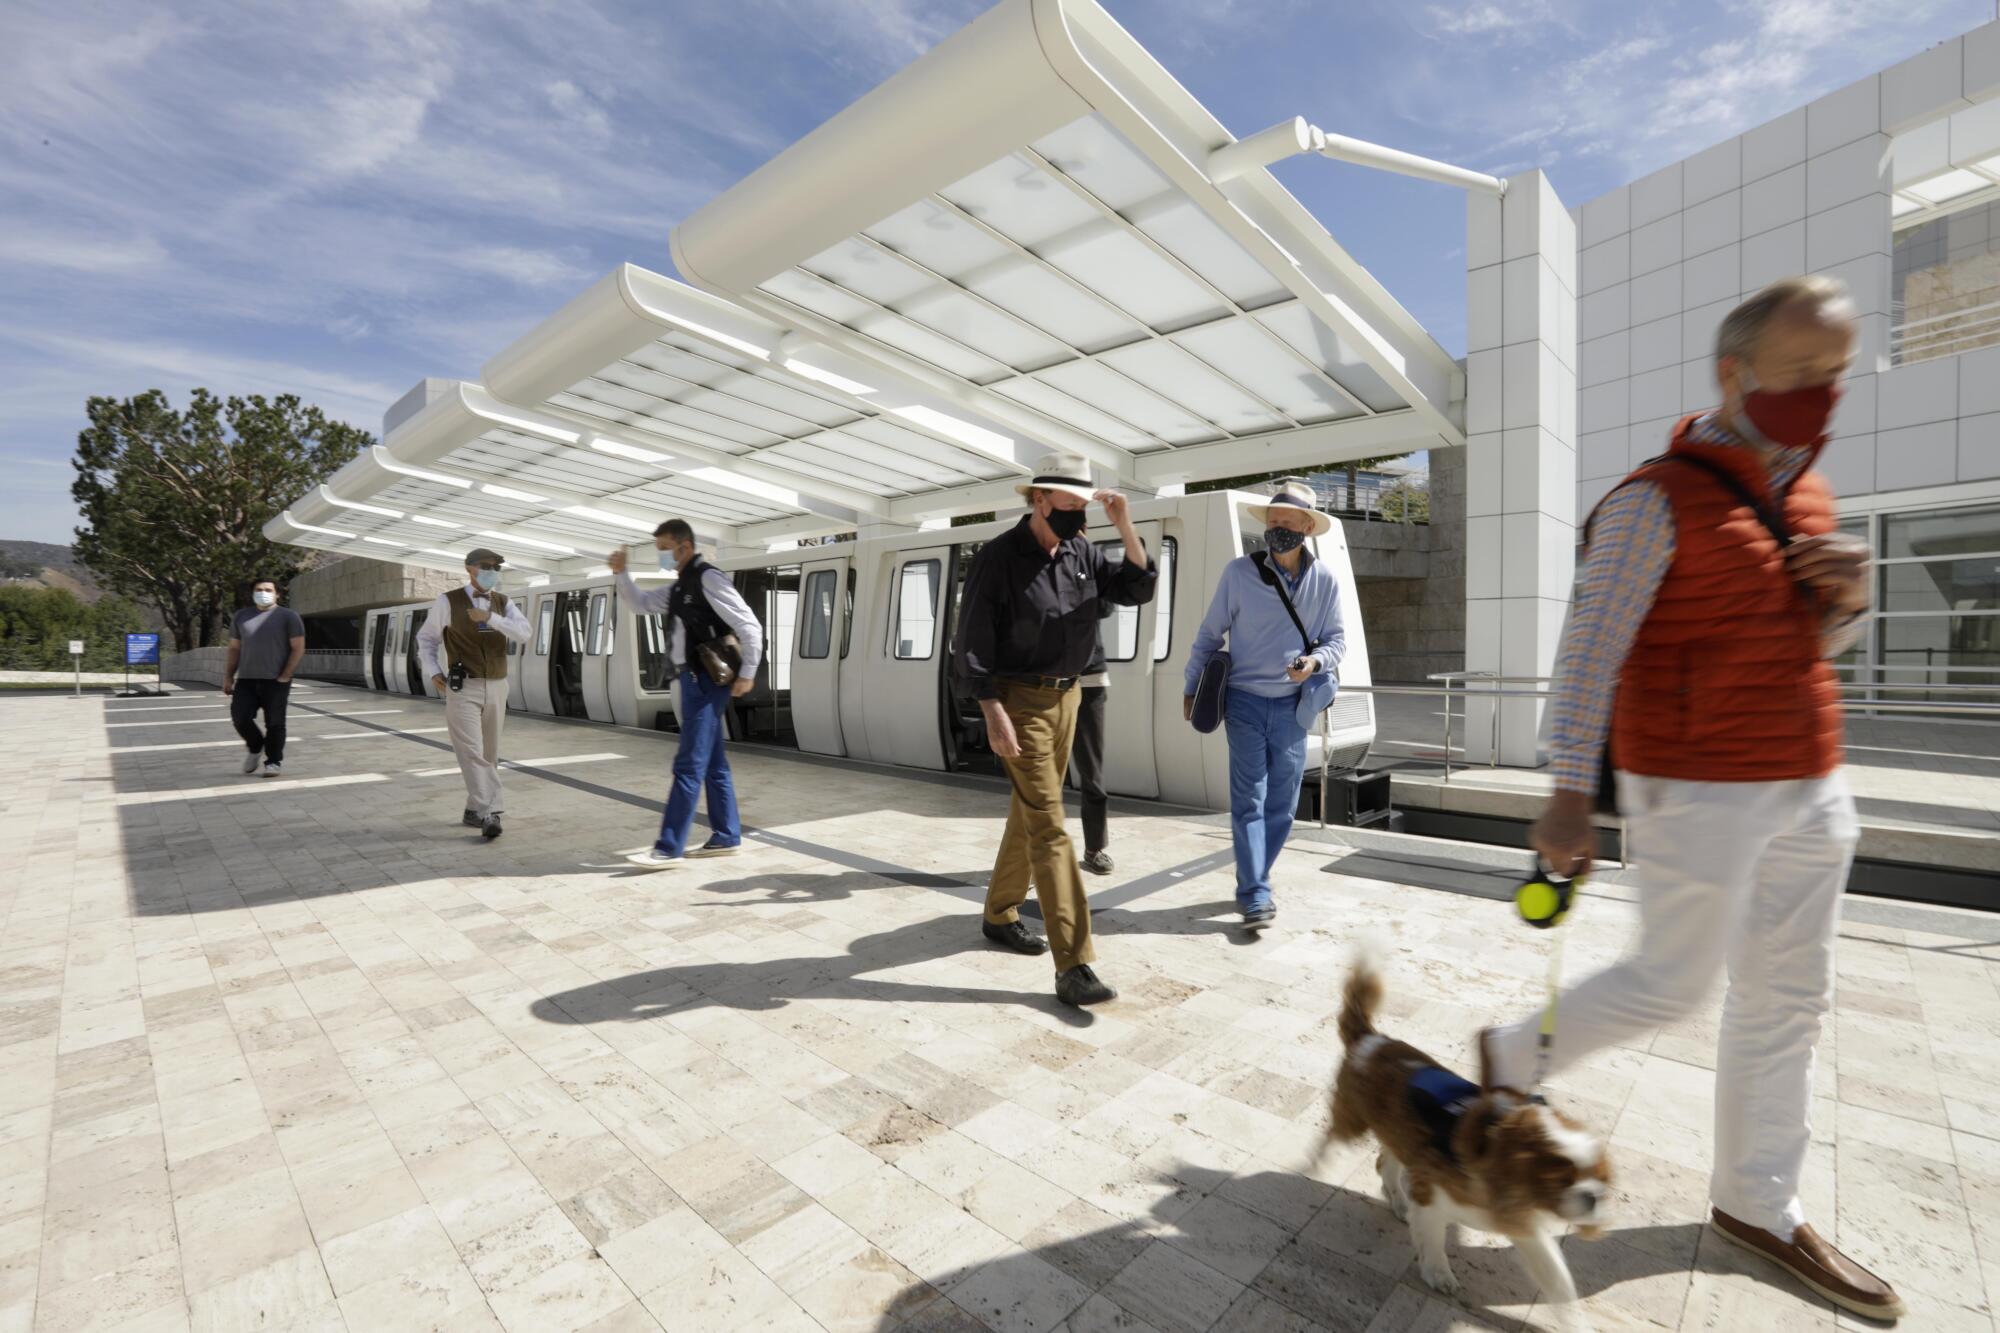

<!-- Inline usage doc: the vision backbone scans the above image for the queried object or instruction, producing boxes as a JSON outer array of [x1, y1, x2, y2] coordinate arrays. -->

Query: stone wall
[[287, 556, 459, 618], [161, 646, 229, 688], [1352, 444, 1466, 683]]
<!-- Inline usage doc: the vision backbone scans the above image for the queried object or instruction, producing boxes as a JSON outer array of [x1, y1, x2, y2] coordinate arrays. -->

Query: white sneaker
[[241, 750, 262, 774], [626, 850, 683, 869], [262, 761, 282, 778]]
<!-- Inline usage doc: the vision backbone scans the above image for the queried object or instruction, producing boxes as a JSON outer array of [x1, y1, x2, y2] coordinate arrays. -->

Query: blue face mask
[[658, 551, 676, 572], [474, 568, 501, 591], [1264, 526, 1307, 555]]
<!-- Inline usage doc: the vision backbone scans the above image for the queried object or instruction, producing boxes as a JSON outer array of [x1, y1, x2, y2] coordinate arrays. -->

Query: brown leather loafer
[[1711, 1208, 1904, 1321]]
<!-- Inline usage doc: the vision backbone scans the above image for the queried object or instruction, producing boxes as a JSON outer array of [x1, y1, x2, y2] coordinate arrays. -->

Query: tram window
[[636, 613, 673, 691], [586, 594, 608, 655], [1152, 537, 1177, 662], [1094, 541, 1139, 662], [535, 602, 553, 654], [839, 567, 856, 660], [892, 559, 941, 660], [801, 570, 836, 659]]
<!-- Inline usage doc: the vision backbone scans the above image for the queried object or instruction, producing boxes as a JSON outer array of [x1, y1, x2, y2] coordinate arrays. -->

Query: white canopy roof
[[270, 0, 1466, 580]]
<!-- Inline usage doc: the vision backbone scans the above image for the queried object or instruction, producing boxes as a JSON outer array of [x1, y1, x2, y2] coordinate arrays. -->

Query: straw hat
[[1244, 477, 1333, 536], [1014, 453, 1097, 502]]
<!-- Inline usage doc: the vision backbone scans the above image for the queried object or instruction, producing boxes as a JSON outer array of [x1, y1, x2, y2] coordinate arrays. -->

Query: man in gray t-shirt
[[226, 578, 305, 777]]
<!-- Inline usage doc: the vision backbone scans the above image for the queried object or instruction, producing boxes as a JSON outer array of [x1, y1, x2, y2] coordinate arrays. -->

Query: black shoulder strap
[[1249, 551, 1315, 655], [1657, 452, 1794, 547]]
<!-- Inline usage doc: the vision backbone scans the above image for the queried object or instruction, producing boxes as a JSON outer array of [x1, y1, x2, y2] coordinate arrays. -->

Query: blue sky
[[2, 0, 1991, 543]]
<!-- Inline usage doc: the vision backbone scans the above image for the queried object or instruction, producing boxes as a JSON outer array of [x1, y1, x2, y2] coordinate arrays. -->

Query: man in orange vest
[[1479, 276, 1901, 1320]]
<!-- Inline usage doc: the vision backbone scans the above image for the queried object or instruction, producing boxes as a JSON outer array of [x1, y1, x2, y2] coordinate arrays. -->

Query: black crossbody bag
[[1582, 454, 1812, 814]]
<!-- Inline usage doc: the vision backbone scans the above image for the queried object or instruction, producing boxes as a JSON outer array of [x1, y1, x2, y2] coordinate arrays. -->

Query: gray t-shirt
[[231, 606, 304, 680]]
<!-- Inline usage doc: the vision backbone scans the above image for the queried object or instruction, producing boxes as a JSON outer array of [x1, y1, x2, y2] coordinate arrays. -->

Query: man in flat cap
[[416, 547, 532, 839]]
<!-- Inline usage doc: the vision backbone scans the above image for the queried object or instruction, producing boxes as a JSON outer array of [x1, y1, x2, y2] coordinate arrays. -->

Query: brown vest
[[442, 587, 512, 680], [1608, 417, 1843, 782]]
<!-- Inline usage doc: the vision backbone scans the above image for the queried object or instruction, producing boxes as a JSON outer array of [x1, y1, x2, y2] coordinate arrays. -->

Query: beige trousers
[[445, 675, 508, 816], [983, 681, 1096, 974]]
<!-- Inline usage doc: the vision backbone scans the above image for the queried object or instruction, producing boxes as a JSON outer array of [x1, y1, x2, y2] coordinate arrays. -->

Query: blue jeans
[[1223, 688, 1308, 911], [656, 671, 740, 856]]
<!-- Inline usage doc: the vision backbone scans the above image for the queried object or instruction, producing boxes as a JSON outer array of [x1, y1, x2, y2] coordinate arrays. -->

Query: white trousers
[[444, 675, 508, 816], [1490, 771, 1857, 1238]]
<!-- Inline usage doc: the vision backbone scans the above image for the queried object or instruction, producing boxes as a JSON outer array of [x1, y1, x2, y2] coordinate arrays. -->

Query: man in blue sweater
[[1184, 480, 1346, 927]]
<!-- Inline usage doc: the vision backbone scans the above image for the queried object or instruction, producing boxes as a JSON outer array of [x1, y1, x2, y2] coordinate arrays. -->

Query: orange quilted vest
[[1607, 417, 1843, 782]]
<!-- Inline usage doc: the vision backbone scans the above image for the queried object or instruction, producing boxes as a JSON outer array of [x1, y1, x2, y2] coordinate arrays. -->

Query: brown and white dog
[[1327, 956, 1610, 1303]]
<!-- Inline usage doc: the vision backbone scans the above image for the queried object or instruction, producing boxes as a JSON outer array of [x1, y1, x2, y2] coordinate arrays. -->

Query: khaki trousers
[[983, 681, 1096, 973], [444, 675, 508, 816]]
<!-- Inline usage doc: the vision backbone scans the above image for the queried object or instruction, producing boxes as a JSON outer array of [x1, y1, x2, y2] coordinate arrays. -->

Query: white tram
[[357, 490, 1376, 810]]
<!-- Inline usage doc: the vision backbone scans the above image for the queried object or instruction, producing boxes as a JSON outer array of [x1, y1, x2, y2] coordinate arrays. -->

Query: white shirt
[[617, 563, 764, 678], [415, 583, 533, 679]]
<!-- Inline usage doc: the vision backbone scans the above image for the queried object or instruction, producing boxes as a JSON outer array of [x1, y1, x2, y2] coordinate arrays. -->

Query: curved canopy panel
[[670, 0, 1463, 483], [271, 0, 1468, 572]]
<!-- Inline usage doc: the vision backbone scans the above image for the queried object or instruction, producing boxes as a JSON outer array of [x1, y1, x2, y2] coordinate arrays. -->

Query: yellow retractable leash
[[1514, 857, 1587, 1093]]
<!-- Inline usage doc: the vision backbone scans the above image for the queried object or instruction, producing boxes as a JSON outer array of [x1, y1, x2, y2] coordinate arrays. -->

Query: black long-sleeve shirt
[[953, 515, 1157, 700]]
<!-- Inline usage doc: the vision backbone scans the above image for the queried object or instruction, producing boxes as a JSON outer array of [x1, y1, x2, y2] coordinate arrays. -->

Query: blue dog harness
[[1407, 1066, 1481, 1161]]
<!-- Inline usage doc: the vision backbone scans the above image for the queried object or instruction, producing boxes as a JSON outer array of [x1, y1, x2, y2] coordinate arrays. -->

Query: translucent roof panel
[[751, 110, 1423, 464]]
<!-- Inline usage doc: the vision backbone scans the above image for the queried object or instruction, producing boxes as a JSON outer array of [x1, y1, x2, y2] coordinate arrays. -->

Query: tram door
[[866, 547, 948, 770], [1091, 520, 1164, 799], [406, 610, 430, 697], [549, 591, 589, 718], [580, 588, 613, 722], [368, 613, 388, 690], [790, 558, 846, 756], [521, 595, 555, 715]]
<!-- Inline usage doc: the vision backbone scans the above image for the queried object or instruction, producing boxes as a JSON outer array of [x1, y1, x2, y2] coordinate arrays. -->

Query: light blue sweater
[[1184, 553, 1346, 699]]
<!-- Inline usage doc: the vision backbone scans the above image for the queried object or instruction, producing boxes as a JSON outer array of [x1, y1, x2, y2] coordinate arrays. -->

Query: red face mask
[[1738, 368, 1842, 449]]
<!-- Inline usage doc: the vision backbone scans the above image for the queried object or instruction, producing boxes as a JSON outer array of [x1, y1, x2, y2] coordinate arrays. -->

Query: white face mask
[[252, 591, 276, 608]]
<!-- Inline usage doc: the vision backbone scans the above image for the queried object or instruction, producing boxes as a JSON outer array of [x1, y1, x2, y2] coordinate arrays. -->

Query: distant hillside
[[0, 540, 97, 593], [0, 540, 165, 632]]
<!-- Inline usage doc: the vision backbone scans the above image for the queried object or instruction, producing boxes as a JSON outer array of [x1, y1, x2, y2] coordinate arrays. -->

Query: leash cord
[[1531, 930, 1565, 1095]]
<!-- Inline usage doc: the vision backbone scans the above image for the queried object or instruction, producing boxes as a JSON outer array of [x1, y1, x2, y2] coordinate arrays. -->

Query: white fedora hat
[[1245, 477, 1333, 537], [1014, 453, 1098, 502]]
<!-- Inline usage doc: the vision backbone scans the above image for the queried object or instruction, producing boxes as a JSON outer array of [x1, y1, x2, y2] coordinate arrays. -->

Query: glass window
[[535, 601, 553, 655], [586, 594, 608, 655], [892, 559, 941, 659], [637, 614, 673, 691], [1152, 536, 1178, 662], [840, 567, 856, 660], [801, 570, 836, 659], [1094, 540, 1139, 663], [1881, 558, 2000, 614], [1882, 504, 2000, 559]]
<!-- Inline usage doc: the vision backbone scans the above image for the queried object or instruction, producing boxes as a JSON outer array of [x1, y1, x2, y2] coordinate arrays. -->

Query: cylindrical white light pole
[[1317, 132, 1506, 197]]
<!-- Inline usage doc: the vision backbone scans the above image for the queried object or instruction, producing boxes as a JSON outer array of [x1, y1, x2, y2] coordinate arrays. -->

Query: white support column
[[1463, 170, 1578, 766]]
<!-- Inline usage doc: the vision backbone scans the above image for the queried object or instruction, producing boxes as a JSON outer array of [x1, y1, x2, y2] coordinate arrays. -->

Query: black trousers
[[230, 679, 291, 763], [1070, 684, 1109, 854]]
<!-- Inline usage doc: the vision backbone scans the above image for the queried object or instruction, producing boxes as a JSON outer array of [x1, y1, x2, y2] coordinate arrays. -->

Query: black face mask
[[1264, 526, 1307, 555], [1045, 507, 1088, 541]]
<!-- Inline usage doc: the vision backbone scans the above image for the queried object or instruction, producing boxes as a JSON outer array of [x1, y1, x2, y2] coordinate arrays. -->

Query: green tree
[[71, 390, 371, 650], [0, 587, 149, 671]]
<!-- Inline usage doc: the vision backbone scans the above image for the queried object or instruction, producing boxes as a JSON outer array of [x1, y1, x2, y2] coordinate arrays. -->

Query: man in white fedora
[[951, 453, 1156, 1006], [1183, 478, 1346, 927]]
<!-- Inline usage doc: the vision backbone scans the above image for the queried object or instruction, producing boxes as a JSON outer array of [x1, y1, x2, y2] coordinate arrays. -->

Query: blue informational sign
[[124, 633, 161, 666]]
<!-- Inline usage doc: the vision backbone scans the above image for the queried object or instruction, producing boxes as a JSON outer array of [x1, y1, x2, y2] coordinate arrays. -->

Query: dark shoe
[[982, 919, 1049, 956], [1710, 1209, 1905, 1321], [1081, 849, 1114, 875], [1056, 965, 1116, 1007], [482, 814, 503, 841], [462, 809, 482, 828], [1243, 904, 1276, 929], [688, 840, 741, 859]]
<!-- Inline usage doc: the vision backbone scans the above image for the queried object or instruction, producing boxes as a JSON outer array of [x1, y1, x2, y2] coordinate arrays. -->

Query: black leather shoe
[[1056, 965, 1116, 1007], [482, 814, 503, 840], [982, 919, 1048, 956], [462, 809, 481, 828]]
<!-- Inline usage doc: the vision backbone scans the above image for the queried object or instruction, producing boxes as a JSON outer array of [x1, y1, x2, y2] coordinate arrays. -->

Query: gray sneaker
[[241, 749, 262, 774], [462, 809, 482, 828], [261, 761, 282, 779], [1081, 849, 1114, 875]]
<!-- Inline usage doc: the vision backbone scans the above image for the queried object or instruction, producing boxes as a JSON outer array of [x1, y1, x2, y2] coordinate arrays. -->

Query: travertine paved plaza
[[2, 685, 1996, 1332]]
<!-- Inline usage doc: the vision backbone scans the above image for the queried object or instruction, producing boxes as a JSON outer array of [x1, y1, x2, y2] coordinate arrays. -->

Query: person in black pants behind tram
[[1070, 611, 1113, 874]]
